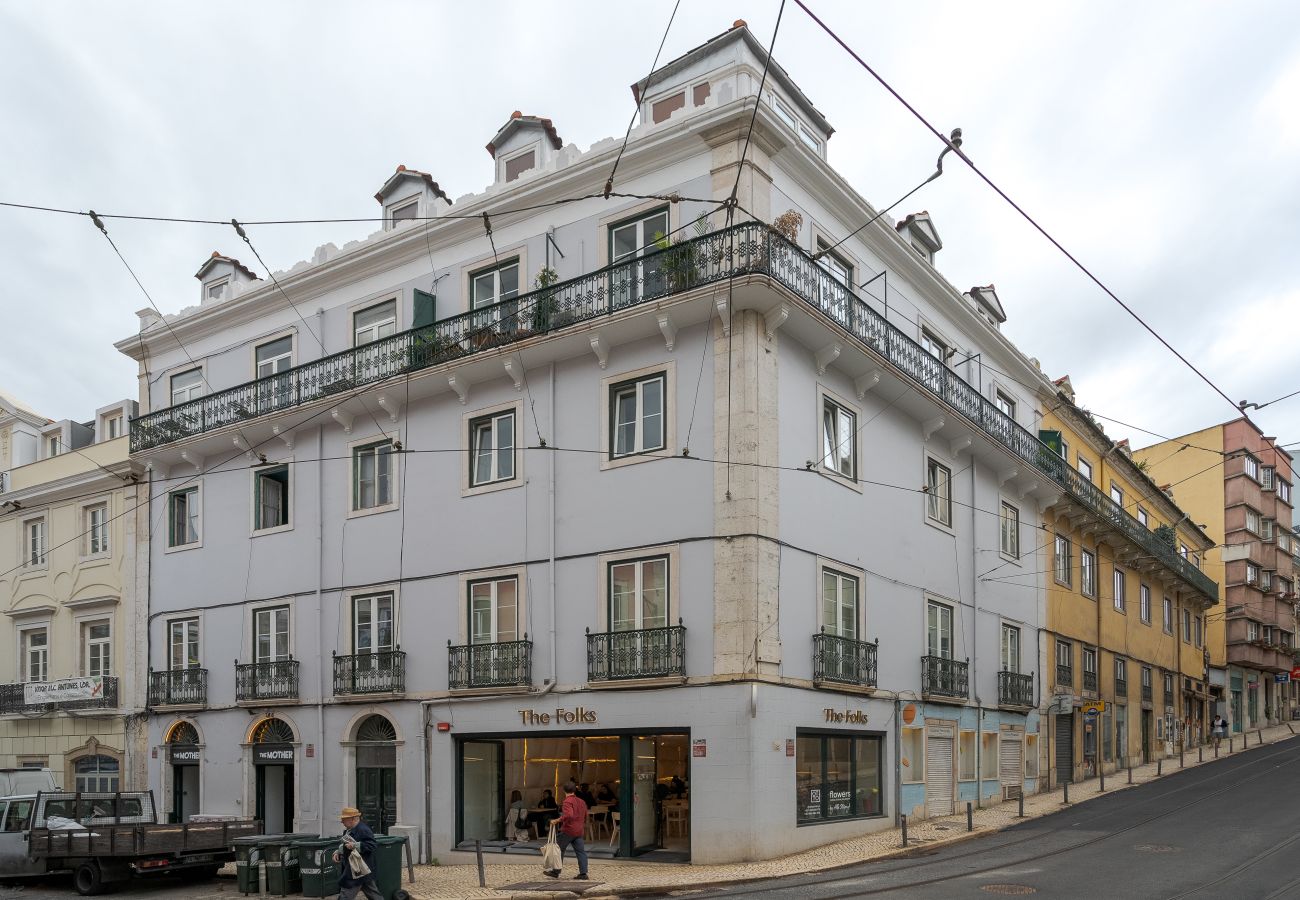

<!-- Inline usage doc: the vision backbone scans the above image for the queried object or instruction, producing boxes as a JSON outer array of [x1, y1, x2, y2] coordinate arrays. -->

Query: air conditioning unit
[[1002, 784, 1022, 801]]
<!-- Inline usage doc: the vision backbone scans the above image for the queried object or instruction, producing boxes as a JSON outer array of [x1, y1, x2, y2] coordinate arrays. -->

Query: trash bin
[[372, 834, 409, 900], [296, 837, 340, 898], [234, 835, 266, 895], [260, 832, 317, 895]]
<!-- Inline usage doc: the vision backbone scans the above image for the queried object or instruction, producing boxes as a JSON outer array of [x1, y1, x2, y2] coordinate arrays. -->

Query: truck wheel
[[74, 861, 106, 896]]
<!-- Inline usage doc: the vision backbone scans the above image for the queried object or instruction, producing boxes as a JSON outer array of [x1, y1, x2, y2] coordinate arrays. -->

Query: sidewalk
[[406, 723, 1297, 900]]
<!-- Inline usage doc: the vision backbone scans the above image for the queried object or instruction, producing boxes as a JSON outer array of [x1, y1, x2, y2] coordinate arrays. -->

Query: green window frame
[[352, 440, 395, 511], [254, 465, 290, 531], [168, 487, 199, 547]]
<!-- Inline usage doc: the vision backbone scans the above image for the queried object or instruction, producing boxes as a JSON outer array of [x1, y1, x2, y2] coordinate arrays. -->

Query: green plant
[[1133, 458, 1151, 474], [531, 266, 559, 331], [653, 215, 710, 290], [1153, 523, 1177, 549], [771, 209, 803, 243]]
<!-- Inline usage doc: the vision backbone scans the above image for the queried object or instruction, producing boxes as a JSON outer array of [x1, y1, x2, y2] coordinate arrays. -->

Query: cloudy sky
[[2, 1, 1297, 455]]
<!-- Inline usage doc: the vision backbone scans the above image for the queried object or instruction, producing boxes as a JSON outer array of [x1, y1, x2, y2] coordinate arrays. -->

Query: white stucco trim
[[456, 565, 529, 645], [345, 431, 402, 519], [815, 383, 863, 493], [341, 582, 403, 654], [250, 458, 295, 537], [594, 543, 681, 632], [598, 360, 678, 471], [460, 399, 525, 498]]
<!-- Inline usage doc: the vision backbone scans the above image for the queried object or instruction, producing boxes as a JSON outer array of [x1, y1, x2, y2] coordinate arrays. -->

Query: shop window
[[900, 728, 924, 783], [980, 733, 998, 780], [795, 731, 883, 824], [73, 755, 120, 793], [958, 731, 976, 781], [1025, 734, 1039, 778]]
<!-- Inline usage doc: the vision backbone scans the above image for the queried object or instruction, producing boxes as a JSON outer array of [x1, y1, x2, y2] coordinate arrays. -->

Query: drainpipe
[[143, 462, 154, 794], [970, 460, 983, 808], [893, 697, 902, 826], [549, 362, 557, 685], [316, 419, 327, 834]]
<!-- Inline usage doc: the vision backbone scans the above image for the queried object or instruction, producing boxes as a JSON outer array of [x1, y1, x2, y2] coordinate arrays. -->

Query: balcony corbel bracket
[[179, 450, 204, 473], [854, 370, 881, 400], [815, 342, 841, 376], [1018, 480, 1039, 501], [657, 313, 677, 351], [331, 408, 355, 434], [715, 291, 731, 336], [922, 415, 945, 442], [447, 373, 471, 405], [232, 436, 257, 461], [589, 332, 609, 370], [764, 303, 789, 341], [376, 394, 402, 423], [502, 356, 524, 391], [999, 466, 1019, 486], [950, 435, 973, 458], [272, 424, 294, 450]]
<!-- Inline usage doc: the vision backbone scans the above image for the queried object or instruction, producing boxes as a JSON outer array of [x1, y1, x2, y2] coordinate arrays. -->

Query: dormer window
[[104, 415, 122, 440], [389, 198, 419, 224], [46, 435, 61, 458], [503, 149, 537, 183], [206, 279, 228, 302], [910, 241, 932, 263]]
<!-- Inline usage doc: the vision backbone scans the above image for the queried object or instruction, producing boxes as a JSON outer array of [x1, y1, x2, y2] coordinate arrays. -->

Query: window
[[205, 279, 227, 301], [170, 369, 204, 405], [1163, 672, 1174, 698], [815, 241, 853, 325], [1110, 483, 1124, 506], [81, 621, 111, 677], [1142, 666, 1152, 692], [253, 606, 290, 663], [795, 732, 884, 823], [21, 629, 48, 682], [1182, 608, 1192, 643], [104, 416, 122, 440], [995, 391, 1016, 419], [1263, 518, 1276, 541], [1115, 658, 1127, 692], [1279, 576, 1293, 596], [772, 95, 798, 129], [822, 397, 856, 479], [46, 434, 61, 458], [1113, 568, 1126, 612], [1247, 620, 1261, 641], [352, 440, 395, 511], [3, 799, 33, 833], [353, 593, 395, 653], [1054, 535, 1072, 587], [1262, 569, 1274, 591], [797, 123, 821, 152], [1056, 640, 1073, 684], [250, 465, 290, 532], [1000, 502, 1020, 558], [168, 618, 200, 670], [1246, 563, 1260, 586], [651, 91, 686, 123], [469, 577, 518, 644], [74, 755, 120, 793], [1280, 532, 1292, 553], [469, 410, 516, 487], [1140, 584, 1151, 624], [255, 336, 293, 379], [610, 372, 666, 459], [1279, 480, 1292, 504], [24, 517, 47, 567], [1179, 544, 1189, 559], [920, 328, 949, 362], [1137, 507, 1149, 527], [609, 556, 668, 632], [503, 149, 536, 182], [959, 731, 977, 780], [1194, 615, 1203, 648], [1163, 596, 1173, 633], [821, 568, 860, 640], [85, 504, 109, 556], [168, 487, 199, 547], [1078, 457, 1093, 483], [926, 600, 953, 659], [354, 300, 397, 346], [610, 207, 669, 303], [1058, 438, 1070, 461], [1246, 508, 1261, 535], [1080, 548, 1096, 597], [469, 259, 520, 311], [981, 733, 999, 781], [1263, 466, 1276, 490], [1001, 624, 1020, 673], [1025, 734, 1040, 778], [926, 458, 952, 527], [1244, 454, 1260, 481], [901, 727, 924, 783], [1083, 646, 1097, 683], [388, 198, 418, 224]]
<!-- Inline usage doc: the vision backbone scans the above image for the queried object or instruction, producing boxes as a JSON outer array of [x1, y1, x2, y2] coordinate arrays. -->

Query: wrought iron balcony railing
[[1056, 665, 1073, 688], [447, 639, 532, 690], [125, 222, 1218, 602], [1083, 670, 1099, 693], [812, 632, 878, 688], [148, 668, 207, 707], [0, 677, 119, 714], [333, 650, 405, 695], [1142, 683, 1153, 702], [921, 655, 969, 700], [1115, 678, 1128, 697], [587, 623, 685, 682], [998, 671, 1034, 707], [235, 659, 299, 702]]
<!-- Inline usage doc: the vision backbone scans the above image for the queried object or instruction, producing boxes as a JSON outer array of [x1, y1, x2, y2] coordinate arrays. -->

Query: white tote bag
[[541, 822, 562, 873]]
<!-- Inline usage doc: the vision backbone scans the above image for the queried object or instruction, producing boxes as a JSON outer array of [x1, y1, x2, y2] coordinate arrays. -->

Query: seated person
[[507, 790, 531, 841], [529, 789, 559, 832], [576, 783, 597, 808]]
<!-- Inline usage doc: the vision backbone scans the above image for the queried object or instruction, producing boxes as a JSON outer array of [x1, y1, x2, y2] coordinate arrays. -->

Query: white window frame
[[1262, 465, 1276, 490], [249, 600, 293, 664], [1000, 623, 1021, 673], [83, 501, 110, 558], [253, 332, 295, 380], [1110, 483, 1124, 507], [103, 414, 123, 441], [166, 484, 201, 552], [353, 298, 398, 347], [1182, 608, 1193, 643], [386, 196, 420, 226], [1080, 547, 1096, 598], [600, 361, 676, 471], [596, 544, 680, 632], [1078, 456, 1093, 483], [252, 462, 293, 535], [500, 145, 539, 183], [1246, 562, 1260, 587], [170, 368, 205, 406], [995, 390, 1016, 420], [457, 565, 527, 644], [168, 616, 202, 670], [44, 433, 61, 458], [1139, 583, 1151, 624], [819, 387, 860, 488], [463, 401, 521, 496], [204, 278, 229, 302], [350, 590, 398, 654], [925, 455, 953, 530], [1054, 534, 1072, 587], [926, 598, 955, 660], [1113, 567, 1126, 613], [1278, 480, 1292, 504], [80, 619, 113, 678], [999, 501, 1020, 560], [466, 576, 520, 645], [348, 433, 400, 517], [18, 625, 49, 683], [468, 257, 522, 312], [818, 561, 862, 640], [1245, 507, 1261, 535], [1137, 507, 1149, 528], [23, 516, 48, 569], [1244, 454, 1260, 481]]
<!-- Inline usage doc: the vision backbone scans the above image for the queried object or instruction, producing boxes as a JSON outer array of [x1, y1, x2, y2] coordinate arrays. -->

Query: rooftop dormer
[[486, 112, 564, 185], [895, 211, 942, 264], [374, 165, 453, 230], [965, 284, 1006, 330], [631, 20, 833, 158], [194, 252, 260, 305]]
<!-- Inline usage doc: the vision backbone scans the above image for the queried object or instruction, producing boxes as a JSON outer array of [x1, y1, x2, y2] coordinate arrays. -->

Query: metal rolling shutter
[[1056, 714, 1074, 785], [925, 727, 955, 818], [1000, 733, 1023, 787]]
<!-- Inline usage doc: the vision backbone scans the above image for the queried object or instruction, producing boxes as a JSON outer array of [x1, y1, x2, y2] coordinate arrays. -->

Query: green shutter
[[413, 289, 436, 329], [1038, 429, 1063, 455]]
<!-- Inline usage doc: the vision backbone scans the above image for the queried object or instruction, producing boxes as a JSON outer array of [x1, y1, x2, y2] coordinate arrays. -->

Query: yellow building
[[1037, 379, 1217, 785], [0, 394, 146, 790]]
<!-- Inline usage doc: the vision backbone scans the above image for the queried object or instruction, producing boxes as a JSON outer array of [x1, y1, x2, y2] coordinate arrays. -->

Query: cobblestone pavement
[[403, 724, 1296, 899]]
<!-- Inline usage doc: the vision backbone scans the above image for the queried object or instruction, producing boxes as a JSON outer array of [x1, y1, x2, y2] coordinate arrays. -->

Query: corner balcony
[[998, 671, 1034, 708], [235, 659, 299, 702], [921, 655, 969, 701], [587, 623, 686, 682], [148, 668, 207, 707], [812, 632, 878, 689], [0, 677, 120, 714], [124, 222, 1216, 606], [447, 639, 532, 691], [1227, 640, 1293, 673], [333, 650, 405, 696]]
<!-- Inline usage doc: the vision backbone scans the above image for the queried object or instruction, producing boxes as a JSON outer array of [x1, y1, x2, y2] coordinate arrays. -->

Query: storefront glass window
[[795, 731, 883, 824]]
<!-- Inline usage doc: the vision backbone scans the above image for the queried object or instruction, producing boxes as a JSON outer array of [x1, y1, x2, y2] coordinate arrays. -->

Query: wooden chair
[[663, 802, 688, 838], [585, 805, 608, 841], [607, 811, 621, 848]]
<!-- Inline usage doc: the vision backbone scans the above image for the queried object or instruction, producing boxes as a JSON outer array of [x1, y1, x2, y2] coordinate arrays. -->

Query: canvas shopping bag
[[541, 822, 562, 873]]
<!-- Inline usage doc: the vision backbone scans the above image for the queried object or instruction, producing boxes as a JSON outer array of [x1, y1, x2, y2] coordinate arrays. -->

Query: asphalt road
[[694, 735, 1300, 900], [0, 869, 239, 900]]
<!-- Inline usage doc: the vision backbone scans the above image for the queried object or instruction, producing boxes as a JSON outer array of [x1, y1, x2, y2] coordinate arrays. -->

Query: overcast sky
[[1, 1, 1297, 456]]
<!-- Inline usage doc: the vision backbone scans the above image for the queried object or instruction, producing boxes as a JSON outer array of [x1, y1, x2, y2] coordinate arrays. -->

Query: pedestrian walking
[[332, 806, 382, 900], [545, 780, 590, 881], [1212, 714, 1227, 750]]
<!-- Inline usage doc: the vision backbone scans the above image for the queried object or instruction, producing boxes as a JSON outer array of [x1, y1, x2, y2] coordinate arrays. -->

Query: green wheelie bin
[[261, 832, 318, 895], [296, 837, 340, 898], [233, 834, 266, 895], [372, 834, 409, 900]]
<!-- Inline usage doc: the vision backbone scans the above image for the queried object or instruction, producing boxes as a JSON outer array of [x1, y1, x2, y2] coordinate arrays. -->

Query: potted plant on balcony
[[653, 215, 711, 292], [1153, 523, 1177, 550], [530, 266, 560, 332]]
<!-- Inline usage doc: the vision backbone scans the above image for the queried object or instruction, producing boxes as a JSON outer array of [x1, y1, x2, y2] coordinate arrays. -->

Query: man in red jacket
[[546, 780, 589, 880]]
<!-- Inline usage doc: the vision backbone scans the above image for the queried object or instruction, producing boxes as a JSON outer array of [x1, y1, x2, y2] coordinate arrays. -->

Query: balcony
[[0, 677, 119, 714], [123, 224, 1218, 604], [1226, 640, 1294, 672], [921, 655, 969, 700], [1056, 665, 1073, 688], [812, 633, 878, 688], [333, 650, 405, 696], [1115, 679, 1128, 698], [148, 668, 207, 707], [235, 659, 299, 702], [1142, 683, 1153, 702], [447, 640, 532, 691], [998, 671, 1034, 707], [1083, 670, 1098, 693], [587, 623, 685, 682]]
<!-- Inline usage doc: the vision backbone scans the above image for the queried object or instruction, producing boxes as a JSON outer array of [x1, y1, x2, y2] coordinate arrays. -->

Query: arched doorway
[[250, 717, 296, 833], [166, 721, 201, 823], [354, 715, 397, 834]]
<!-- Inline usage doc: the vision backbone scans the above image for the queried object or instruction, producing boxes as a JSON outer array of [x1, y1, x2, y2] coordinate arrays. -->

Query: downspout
[[971, 460, 982, 808], [316, 307, 327, 835], [423, 710, 432, 865], [1176, 594, 1184, 750], [143, 463, 154, 795], [893, 697, 902, 826], [549, 362, 557, 684]]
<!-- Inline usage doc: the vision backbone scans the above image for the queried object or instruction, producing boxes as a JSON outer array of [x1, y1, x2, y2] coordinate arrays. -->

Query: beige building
[[0, 394, 146, 791]]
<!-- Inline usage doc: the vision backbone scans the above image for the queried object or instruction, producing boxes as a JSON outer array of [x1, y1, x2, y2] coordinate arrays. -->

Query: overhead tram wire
[[602, 0, 682, 200]]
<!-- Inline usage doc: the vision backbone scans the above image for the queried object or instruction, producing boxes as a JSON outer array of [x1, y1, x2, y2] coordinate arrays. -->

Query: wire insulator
[[88, 210, 108, 235], [602, 178, 613, 200], [481, 212, 492, 236], [231, 218, 248, 241]]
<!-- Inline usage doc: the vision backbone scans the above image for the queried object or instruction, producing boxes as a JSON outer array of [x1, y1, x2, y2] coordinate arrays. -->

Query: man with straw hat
[[332, 806, 381, 900]]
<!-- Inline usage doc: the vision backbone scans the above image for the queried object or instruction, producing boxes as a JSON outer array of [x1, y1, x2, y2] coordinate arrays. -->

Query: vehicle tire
[[74, 861, 106, 896]]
